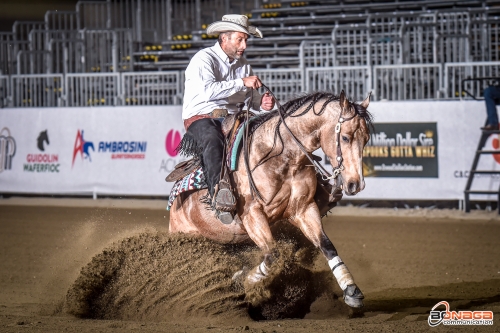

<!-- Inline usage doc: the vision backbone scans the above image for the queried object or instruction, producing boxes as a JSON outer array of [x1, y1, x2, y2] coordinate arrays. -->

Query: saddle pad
[[166, 167, 207, 210], [228, 117, 258, 171]]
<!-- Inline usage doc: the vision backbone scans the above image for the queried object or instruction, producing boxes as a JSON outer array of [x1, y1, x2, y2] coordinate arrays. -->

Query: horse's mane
[[250, 91, 373, 134], [249, 91, 373, 169]]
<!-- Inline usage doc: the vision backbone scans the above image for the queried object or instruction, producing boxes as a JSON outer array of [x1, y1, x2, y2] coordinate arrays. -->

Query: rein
[[242, 84, 358, 201]]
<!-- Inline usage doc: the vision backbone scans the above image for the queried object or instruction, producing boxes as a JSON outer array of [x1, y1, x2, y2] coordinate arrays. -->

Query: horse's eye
[[342, 136, 350, 143]]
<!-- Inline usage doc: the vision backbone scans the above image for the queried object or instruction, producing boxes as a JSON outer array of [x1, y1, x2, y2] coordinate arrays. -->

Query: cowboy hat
[[206, 14, 263, 38]]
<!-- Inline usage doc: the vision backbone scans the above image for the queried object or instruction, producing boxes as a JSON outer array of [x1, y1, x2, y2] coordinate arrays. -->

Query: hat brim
[[206, 21, 263, 38]]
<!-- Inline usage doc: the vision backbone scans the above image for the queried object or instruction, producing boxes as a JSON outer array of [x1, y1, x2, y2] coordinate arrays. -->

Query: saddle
[[213, 105, 253, 213]]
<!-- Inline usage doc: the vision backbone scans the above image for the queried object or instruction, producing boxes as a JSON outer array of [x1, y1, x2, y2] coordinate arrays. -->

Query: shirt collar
[[212, 41, 236, 64]]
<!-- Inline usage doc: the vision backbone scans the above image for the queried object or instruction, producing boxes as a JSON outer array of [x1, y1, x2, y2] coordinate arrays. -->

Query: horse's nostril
[[348, 182, 357, 193]]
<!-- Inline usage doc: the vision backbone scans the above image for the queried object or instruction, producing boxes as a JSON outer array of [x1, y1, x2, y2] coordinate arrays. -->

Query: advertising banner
[[363, 122, 438, 178], [0, 106, 187, 196], [1, 100, 499, 201]]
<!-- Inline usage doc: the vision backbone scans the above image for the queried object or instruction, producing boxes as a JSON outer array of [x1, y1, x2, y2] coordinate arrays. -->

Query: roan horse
[[170, 90, 372, 308]]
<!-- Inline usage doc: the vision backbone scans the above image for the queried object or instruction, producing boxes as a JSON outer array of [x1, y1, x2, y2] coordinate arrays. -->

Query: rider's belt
[[183, 109, 229, 130]]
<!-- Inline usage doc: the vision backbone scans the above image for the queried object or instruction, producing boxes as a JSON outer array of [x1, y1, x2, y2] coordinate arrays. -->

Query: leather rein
[[242, 84, 358, 201]]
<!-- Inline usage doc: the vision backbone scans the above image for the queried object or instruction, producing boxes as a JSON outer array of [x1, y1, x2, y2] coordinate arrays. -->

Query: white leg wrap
[[246, 260, 269, 284], [328, 256, 355, 291], [259, 261, 269, 276]]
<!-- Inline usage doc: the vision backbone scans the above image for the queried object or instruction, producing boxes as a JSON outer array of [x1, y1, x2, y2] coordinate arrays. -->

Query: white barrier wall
[[0, 106, 187, 196], [0, 101, 498, 200]]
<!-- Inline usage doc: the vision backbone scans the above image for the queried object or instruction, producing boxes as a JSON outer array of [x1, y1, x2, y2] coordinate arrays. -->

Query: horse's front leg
[[291, 201, 364, 308], [240, 204, 277, 284]]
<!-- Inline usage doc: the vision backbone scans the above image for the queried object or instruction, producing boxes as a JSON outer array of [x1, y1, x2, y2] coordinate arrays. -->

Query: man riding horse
[[181, 15, 275, 223], [178, 15, 345, 224]]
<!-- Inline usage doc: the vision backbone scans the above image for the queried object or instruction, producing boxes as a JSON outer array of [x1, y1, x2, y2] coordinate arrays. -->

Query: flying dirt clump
[[64, 225, 344, 321]]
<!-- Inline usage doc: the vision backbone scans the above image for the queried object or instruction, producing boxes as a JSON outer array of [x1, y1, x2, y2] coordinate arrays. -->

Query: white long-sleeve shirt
[[182, 42, 263, 120]]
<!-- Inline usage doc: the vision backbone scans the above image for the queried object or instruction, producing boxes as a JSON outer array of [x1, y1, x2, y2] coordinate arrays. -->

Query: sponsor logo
[[72, 129, 147, 167], [428, 301, 493, 327], [24, 130, 60, 173], [160, 129, 185, 173], [490, 134, 500, 164], [72, 129, 94, 167], [165, 129, 181, 157], [0, 127, 16, 173], [37, 130, 49, 151], [98, 141, 147, 159], [363, 123, 438, 178]]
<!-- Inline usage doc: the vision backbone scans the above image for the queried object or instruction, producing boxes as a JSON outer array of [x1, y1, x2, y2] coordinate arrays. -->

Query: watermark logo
[[428, 301, 493, 327], [165, 129, 181, 157], [72, 129, 94, 167]]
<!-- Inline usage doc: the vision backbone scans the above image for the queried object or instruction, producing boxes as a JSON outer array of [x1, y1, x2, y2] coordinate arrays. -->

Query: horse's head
[[37, 130, 49, 152], [320, 91, 372, 196]]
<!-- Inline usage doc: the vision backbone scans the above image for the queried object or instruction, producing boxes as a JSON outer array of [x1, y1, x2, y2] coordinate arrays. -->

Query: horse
[[169, 90, 372, 308]]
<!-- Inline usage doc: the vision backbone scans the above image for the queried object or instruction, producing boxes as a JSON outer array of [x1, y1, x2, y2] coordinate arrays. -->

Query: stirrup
[[213, 180, 236, 212]]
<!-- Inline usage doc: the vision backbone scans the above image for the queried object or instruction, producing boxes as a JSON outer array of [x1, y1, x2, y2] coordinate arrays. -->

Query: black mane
[[248, 91, 373, 170], [250, 91, 373, 134]]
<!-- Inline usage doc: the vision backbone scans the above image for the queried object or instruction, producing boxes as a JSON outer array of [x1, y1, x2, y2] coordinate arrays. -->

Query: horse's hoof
[[343, 284, 364, 308]]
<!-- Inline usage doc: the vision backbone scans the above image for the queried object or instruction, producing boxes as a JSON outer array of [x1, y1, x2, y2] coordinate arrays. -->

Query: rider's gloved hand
[[261, 91, 275, 111]]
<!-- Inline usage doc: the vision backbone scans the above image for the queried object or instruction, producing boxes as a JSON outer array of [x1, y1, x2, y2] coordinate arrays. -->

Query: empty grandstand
[[0, 0, 499, 107]]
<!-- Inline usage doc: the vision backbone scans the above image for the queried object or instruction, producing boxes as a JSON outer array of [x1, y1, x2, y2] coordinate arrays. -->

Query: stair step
[[471, 170, 500, 174], [476, 150, 500, 154], [465, 190, 499, 195]]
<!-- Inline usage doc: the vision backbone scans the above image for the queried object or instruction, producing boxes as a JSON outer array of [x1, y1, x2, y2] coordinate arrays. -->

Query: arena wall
[[0, 101, 499, 201]]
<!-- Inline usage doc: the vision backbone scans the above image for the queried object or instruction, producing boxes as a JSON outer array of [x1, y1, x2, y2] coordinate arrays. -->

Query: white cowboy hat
[[206, 14, 263, 38]]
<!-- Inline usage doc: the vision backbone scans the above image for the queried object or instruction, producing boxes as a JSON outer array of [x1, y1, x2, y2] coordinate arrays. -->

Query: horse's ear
[[339, 90, 349, 110], [360, 92, 371, 109]]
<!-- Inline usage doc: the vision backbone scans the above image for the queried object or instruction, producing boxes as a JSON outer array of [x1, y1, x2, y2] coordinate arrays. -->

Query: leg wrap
[[328, 256, 355, 291], [258, 261, 270, 276], [246, 260, 270, 284]]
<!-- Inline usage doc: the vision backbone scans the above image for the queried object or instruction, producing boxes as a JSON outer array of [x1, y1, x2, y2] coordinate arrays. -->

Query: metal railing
[[45, 11, 78, 31], [121, 71, 182, 105], [1, 62, 499, 107], [1, 2, 498, 77], [254, 68, 302, 102], [0, 75, 9, 108], [11, 74, 63, 107], [306, 66, 371, 102], [332, 26, 370, 66], [373, 64, 442, 100], [65, 72, 120, 106], [444, 61, 500, 99]]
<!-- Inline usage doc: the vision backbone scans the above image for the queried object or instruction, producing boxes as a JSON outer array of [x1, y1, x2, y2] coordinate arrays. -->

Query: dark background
[[0, 0, 81, 32]]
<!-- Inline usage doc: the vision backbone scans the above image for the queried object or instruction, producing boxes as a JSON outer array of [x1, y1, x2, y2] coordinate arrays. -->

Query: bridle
[[243, 84, 359, 201]]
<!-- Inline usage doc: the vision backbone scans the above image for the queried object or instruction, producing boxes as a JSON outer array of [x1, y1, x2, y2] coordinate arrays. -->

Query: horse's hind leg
[[240, 205, 277, 284], [292, 202, 364, 308]]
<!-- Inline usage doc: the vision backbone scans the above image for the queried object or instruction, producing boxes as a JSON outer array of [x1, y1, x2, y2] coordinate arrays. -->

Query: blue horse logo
[[72, 130, 94, 167]]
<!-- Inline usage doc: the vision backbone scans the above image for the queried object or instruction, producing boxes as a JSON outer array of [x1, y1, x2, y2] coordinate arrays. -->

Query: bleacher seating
[[0, 0, 499, 107]]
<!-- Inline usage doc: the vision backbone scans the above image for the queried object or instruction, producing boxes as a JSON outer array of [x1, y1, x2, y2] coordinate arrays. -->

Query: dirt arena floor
[[0, 197, 499, 332]]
